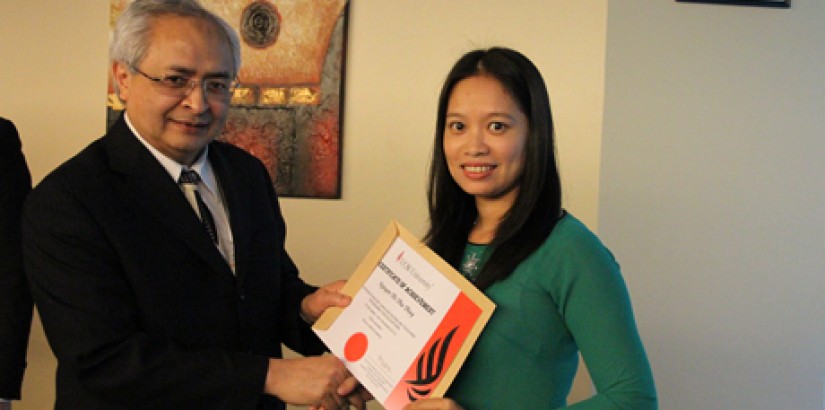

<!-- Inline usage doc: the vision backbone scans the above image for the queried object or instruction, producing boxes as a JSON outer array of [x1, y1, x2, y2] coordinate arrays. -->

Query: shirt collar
[[124, 112, 219, 196]]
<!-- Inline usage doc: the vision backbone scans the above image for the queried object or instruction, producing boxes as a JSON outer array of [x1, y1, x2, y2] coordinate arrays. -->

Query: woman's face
[[443, 75, 529, 203]]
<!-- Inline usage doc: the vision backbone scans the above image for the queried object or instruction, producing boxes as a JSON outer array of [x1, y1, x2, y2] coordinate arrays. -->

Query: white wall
[[600, 1, 825, 409], [0, 1, 607, 408]]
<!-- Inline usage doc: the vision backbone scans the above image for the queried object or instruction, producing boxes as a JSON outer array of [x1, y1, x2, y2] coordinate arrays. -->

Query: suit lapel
[[105, 116, 232, 278]]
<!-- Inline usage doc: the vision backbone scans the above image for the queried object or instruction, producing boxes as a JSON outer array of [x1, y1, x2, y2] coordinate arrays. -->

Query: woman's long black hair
[[424, 47, 562, 291]]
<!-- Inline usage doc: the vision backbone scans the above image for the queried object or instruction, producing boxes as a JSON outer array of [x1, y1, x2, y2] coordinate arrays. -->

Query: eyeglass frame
[[130, 65, 237, 101]]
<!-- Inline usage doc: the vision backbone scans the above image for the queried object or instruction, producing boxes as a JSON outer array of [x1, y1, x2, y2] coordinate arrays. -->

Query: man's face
[[113, 15, 234, 165]]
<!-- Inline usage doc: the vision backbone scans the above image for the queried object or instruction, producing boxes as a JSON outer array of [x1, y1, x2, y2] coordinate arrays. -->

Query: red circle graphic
[[344, 332, 368, 362]]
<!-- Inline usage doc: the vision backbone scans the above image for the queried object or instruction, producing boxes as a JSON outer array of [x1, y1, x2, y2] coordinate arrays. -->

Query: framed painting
[[107, 0, 349, 199], [676, 0, 790, 7]]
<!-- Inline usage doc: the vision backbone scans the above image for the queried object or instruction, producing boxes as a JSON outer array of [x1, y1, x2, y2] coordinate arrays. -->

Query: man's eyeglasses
[[131, 66, 236, 101]]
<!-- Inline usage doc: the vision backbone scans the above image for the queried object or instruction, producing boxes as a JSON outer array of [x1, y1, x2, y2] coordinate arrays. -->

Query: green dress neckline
[[460, 243, 490, 281]]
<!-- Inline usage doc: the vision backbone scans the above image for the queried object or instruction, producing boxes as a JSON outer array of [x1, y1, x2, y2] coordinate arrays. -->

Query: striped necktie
[[178, 169, 219, 245]]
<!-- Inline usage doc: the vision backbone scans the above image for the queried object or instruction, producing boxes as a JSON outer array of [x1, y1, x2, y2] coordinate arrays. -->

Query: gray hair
[[110, 0, 241, 77]]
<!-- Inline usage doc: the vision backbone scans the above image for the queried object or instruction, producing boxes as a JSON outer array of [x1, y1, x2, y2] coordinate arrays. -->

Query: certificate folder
[[313, 221, 495, 410]]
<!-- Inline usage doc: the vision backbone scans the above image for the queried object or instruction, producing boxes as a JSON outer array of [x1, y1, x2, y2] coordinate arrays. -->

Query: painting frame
[[676, 0, 790, 8]]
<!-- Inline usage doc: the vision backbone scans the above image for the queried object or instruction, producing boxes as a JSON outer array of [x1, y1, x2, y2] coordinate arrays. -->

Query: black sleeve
[[0, 118, 33, 400]]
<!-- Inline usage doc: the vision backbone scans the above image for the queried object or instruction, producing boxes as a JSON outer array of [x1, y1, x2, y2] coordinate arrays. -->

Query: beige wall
[[601, 1, 825, 409], [0, 1, 607, 408]]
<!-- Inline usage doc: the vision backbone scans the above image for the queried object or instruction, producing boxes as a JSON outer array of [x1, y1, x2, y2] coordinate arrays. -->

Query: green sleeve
[[544, 222, 657, 409]]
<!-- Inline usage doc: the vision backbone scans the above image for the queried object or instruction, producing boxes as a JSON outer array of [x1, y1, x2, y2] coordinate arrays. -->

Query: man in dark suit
[[0, 117, 33, 410], [22, 1, 363, 409]]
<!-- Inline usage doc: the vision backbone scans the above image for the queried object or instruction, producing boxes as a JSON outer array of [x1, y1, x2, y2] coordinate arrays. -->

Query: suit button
[[239, 293, 246, 301]]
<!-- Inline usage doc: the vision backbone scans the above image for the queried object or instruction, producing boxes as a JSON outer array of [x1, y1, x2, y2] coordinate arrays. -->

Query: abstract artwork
[[108, 0, 348, 198]]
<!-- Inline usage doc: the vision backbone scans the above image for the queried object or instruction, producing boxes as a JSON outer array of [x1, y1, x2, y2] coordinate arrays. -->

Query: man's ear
[[112, 61, 131, 102]]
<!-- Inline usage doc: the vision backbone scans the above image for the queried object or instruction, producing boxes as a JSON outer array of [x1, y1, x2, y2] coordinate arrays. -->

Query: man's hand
[[265, 355, 353, 409], [308, 375, 371, 410], [301, 280, 351, 324]]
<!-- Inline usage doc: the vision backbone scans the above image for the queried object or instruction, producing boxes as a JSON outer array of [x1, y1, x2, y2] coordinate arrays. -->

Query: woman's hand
[[403, 398, 465, 410]]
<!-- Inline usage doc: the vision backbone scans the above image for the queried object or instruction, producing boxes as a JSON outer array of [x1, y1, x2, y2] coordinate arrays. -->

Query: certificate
[[313, 221, 495, 410]]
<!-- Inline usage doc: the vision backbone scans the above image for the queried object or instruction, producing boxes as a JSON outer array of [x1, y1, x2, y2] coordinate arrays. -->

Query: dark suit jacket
[[23, 115, 325, 410], [0, 117, 33, 400]]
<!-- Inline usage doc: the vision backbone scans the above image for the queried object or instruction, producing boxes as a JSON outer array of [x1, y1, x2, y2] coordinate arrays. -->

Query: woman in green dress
[[404, 47, 657, 410]]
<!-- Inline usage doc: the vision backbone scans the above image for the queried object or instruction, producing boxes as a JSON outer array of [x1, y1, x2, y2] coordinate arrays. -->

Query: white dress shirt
[[125, 113, 236, 273]]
